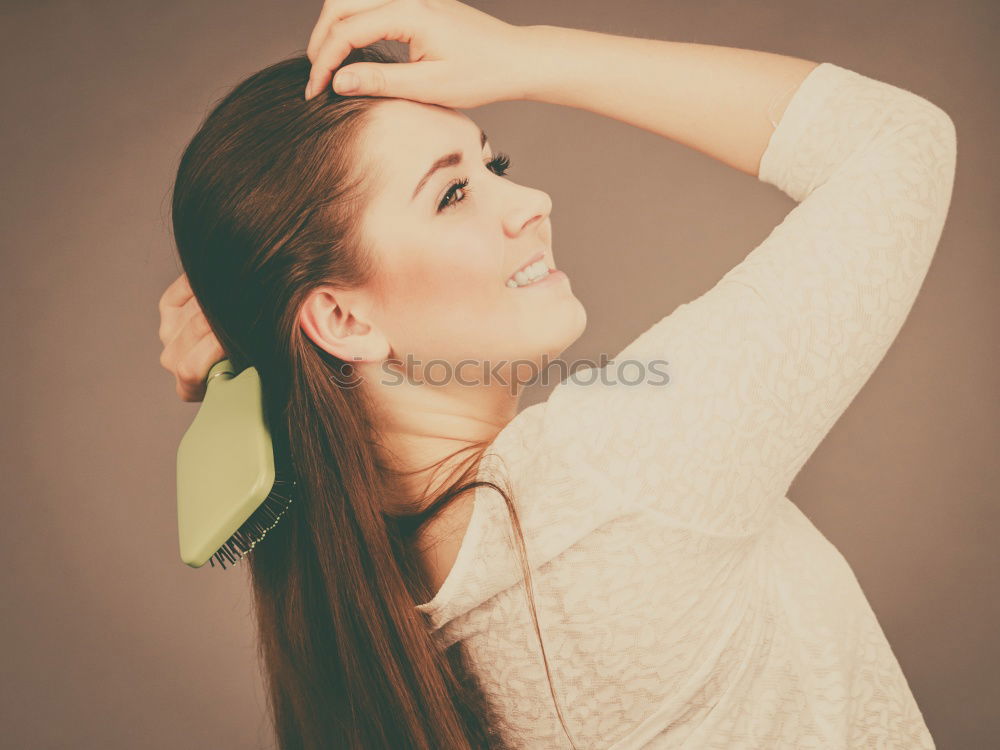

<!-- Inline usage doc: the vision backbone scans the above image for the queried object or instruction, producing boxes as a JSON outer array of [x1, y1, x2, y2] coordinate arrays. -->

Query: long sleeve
[[545, 62, 957, 535]]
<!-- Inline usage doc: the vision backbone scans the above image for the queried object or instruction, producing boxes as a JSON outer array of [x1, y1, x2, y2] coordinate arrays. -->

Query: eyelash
[[437, 152, 512, 213]]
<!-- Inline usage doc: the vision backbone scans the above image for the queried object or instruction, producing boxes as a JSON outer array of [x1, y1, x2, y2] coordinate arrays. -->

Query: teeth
[[506, 260, 550, 288]]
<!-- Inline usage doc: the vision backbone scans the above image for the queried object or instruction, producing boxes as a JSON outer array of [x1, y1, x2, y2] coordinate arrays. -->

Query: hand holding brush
[[158, 272, 296, 569]]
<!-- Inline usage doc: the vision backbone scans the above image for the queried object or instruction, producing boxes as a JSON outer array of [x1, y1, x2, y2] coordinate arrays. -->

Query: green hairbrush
[[176, 358, 296, 569]]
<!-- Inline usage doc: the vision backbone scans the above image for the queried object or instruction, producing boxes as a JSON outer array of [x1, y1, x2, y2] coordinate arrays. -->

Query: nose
[[503, 186, 552, 239]]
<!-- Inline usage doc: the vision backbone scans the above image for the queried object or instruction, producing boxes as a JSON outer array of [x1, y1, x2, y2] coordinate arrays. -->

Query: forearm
[[516, 25, 820, 178]]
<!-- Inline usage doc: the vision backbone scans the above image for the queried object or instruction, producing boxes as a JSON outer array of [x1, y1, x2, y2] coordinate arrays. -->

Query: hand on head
[[304, 0, 535, 108]]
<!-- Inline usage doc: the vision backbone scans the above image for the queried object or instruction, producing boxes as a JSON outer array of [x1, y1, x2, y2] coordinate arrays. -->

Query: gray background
[[1, 0, 996, 747]]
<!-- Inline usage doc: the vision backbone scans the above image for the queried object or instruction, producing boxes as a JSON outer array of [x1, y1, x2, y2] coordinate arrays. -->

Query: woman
[[157, 1, 956, 748]]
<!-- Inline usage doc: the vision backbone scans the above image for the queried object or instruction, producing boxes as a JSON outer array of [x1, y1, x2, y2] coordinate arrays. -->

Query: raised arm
[[517, 25, 821, 177], [535, 52, 956, 535]]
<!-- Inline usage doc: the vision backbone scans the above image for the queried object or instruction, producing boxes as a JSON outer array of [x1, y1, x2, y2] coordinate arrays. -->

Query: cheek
[[396, 255, 499, 306], [400, 237, 500, 305], [383, 255, 506, 354]]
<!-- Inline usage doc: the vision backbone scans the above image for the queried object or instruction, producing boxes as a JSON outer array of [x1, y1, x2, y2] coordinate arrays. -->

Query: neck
[[356, 359, 522, 514]]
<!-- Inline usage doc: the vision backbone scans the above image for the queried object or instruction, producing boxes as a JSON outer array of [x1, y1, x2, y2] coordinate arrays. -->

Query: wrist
[[507, 24, 609, 105], [505, 24, 563, 102]]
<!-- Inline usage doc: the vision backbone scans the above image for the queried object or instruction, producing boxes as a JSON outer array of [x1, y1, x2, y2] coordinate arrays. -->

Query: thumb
[[333, 62, 442, 101]]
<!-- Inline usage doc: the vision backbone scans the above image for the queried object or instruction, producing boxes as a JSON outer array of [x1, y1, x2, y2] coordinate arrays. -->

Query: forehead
[[357, 100, 486, 197], [365, 98, 481, 152]]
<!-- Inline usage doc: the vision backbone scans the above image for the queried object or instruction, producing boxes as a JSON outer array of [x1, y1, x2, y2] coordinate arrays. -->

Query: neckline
[[413, 400, 544, 618]]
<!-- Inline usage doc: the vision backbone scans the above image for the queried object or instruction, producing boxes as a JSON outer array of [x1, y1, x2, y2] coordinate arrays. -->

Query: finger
[[177, 379, 205, 403], [175, 330, 226, 394], [192, 327, 227, 373], [307, 0, 393, 62], [180, 335, 227, 402], [305, 2, 415, 100], [176, 370, 209, 403], [158, 293, 202, 346], [307, 0, 340, 62], [330, 59, 448, 101], [158, 271, 193, 314], [163, 302, 214, 372]]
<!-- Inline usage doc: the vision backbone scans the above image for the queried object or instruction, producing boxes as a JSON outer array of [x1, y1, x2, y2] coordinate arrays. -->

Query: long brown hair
[[170, 47, 578, 749]]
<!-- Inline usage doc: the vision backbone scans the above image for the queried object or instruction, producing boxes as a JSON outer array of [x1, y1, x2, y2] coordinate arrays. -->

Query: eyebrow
[[410, 127, 489, 203]]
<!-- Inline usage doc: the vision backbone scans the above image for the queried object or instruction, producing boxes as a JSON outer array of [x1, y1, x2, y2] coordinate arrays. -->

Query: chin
[[545, 303, 588, 361], [564, 297, 588, 343]]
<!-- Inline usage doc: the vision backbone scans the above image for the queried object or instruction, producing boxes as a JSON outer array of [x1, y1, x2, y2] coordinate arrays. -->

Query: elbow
[[908, 95, 958, 179], [926, 103, 957, 216], [898, 94, 957, 214], [925, 101, 957, 178], [903, 98, 957, 255]]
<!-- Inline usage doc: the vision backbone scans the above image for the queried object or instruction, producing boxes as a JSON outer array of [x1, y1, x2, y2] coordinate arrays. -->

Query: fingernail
[[335, 72, 358, 93], [304, 83, 313, 99]]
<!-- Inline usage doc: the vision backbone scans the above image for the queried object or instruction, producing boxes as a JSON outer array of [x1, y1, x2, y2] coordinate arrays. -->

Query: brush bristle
[[209, 474, 297, 570]]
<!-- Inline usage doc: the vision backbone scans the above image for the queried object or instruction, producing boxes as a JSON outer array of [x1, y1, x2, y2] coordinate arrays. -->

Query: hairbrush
[[176, 358, 296, 569]]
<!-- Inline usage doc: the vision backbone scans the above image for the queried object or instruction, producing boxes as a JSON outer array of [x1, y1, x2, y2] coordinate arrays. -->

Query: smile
[[506, 259, 555, 287]]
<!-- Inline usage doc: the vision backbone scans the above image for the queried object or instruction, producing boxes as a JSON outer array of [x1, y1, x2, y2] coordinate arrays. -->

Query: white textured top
[[415, 62, 956, 749]]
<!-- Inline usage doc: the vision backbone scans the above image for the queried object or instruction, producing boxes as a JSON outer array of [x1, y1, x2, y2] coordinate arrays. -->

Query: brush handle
[[207, 358, 236, 387], [177, 357, 275, 568]]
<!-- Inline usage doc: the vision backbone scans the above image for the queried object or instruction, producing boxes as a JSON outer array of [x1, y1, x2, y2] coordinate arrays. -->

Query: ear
[[297, 285, 390, 363]]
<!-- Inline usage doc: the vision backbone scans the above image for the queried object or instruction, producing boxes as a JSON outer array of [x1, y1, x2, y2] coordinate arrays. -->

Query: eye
[[437, 151, 513, 213]]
